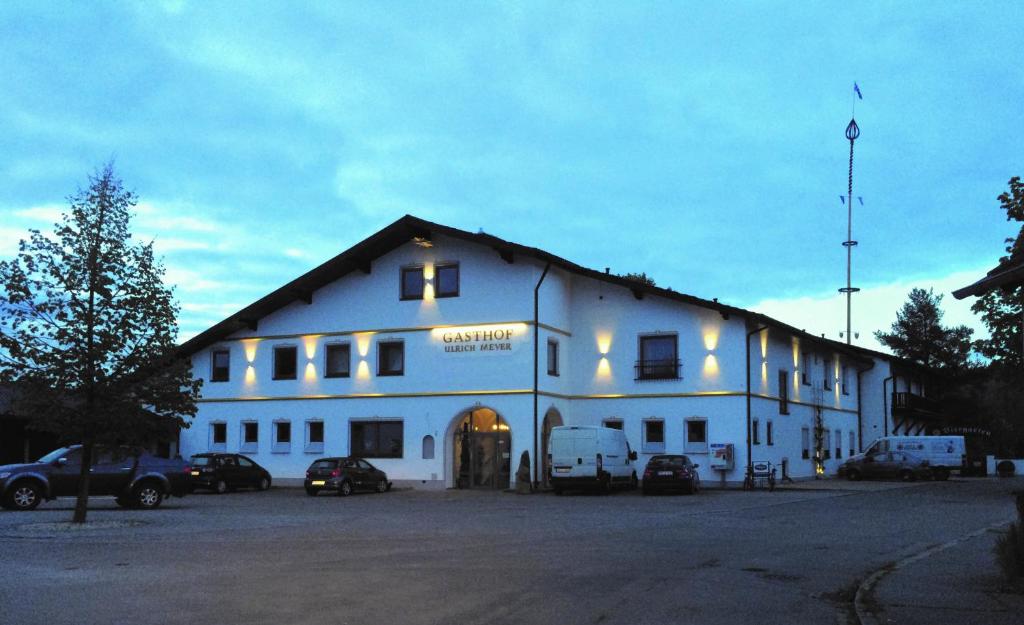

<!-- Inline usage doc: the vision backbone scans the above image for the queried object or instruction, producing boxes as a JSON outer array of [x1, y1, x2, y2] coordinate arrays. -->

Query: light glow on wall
[[355, 332, 375, 357], [304, 362, 317, 381], [244, 364, 256, 385], [596, 356, 612, 379], [242, 339, 261, 363], [596, 333, 612, 355], [356, 360, 371, 379], [703, 329, 718, 352], [703, 354, 719, 377], [759, 330, 768, 360], [303, 335, 320, 360]]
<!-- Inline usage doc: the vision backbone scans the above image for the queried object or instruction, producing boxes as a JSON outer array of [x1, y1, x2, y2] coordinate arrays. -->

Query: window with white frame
[[767, 420, 774, 446], [778, 370, 789, 414], [378, 341, 404, 376], [211, 348, 230, 382], [823, 429, 831, 459], [801, 427, 810, 459], [547, 339, 559, 376], [210, 422, 227, 451], [685, 418, 708, 454], [241, 421, 258, 453], [273, 345, 298, 380], [435, 263, 460, 298], [823, 358, 833, 390], [643, 419, 665, 453], [351, 420, 404, 458], [752, 419, 760, 445], [324, 343, 351, 378], [400, 266, 424, 300], [273, 420, 292, 453], [305, 420, 324, 454]]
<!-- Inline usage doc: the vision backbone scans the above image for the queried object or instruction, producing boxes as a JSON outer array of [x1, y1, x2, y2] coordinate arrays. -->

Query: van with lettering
[[548, 426, 638, 494], [857, 435, 966, 480]]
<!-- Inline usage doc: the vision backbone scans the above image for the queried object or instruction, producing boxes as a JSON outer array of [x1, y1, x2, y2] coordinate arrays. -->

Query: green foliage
[[972, 176, 1023, 368], [0, 164, 201, 520], [620, 272, 656, 287], [874, 288, 974, 371]]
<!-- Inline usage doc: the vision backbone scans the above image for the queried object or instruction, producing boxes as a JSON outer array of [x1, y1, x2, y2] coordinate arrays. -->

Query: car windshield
[[648, 456, 685, 468], [191, 456, 213, 466], [37, 447, 73, 463], [311, 460, 337, 470]]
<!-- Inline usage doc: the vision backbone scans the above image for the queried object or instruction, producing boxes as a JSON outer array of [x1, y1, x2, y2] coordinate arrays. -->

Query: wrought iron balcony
[[635, 359, 681, 381]]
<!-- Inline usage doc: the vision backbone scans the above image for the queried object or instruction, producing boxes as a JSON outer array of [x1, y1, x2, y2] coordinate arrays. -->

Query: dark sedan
[[189, 453, 272, 494], [839, 450, 932, 481], [642, 455, 701, 495], [304, 457, 390, 496]]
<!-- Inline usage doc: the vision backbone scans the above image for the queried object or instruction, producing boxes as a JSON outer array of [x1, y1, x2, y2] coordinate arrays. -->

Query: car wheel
[[846, 469, 861, 481], [338, 480, 353, 497], [5, 481, 42, 511], [133, 482, 164, 510], [257, 477, 271, 491], [376, 479, 387, 494], [899, 469, 915, 482], [305, 488, 319, 497], [214, 480, 228, 494]]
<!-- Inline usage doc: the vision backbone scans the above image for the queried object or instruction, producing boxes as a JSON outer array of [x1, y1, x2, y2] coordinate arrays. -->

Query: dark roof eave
[[952, 259, 1024, 299]]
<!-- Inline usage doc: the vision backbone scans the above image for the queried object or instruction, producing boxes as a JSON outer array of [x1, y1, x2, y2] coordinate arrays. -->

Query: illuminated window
[[273, 346, 297, 380], [351, 421, 404, 458], [211, 348, 230, 382], [637, 334, 679, 380], [685, 419, 707, 454], [401, 266, 424, 300], [547, 339, 559, 376], [778, 370, 789, 414], [435, 263, 459, 298], [643, 419, 665, 452], [377, 341, 404, 376], [801, 427, 810, 459], [324, 343, 351, 378]]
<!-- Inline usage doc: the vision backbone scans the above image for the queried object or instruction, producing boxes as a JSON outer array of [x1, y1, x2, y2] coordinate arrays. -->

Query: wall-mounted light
[[355, 332, 375, 358]]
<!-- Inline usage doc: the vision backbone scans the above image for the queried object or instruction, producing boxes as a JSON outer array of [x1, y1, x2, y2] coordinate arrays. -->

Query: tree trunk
[[72, 441, 93, 523]]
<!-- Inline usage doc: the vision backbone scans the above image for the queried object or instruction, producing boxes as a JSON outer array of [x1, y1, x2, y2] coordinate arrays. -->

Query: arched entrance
[[541, 408, 564, 488], [451, 407, 511, 489]]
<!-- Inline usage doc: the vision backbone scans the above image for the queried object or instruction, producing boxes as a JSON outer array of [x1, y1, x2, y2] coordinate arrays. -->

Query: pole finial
[[845, 118, 860, 141]]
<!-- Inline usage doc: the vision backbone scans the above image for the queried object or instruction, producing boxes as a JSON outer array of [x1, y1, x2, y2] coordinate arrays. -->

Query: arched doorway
[[451, 408, 511, 489], [541, 408, 563, 488]]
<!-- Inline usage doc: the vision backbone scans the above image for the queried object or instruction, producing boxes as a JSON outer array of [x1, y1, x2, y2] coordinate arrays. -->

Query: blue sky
[[1, 2, 1021, 347]]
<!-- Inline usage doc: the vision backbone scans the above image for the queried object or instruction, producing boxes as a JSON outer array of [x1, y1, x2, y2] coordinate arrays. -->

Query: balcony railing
[[892, 392, 943, 417], [635, 359, 681, 381]]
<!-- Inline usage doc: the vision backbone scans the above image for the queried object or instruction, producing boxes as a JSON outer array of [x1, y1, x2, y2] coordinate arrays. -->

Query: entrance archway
[[541, 408, 564, 488], [451, 407, 511, 490]]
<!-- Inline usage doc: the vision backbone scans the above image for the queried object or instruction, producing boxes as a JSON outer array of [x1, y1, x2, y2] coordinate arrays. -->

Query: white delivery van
[[862, 436, 966, 480], [548, 426, 638, 494]]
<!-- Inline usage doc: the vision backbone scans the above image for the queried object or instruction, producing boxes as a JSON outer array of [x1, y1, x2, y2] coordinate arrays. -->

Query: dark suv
[[189, 453, 272, 493], [304, 457, 390, 496], [0, 445, 190, 511]]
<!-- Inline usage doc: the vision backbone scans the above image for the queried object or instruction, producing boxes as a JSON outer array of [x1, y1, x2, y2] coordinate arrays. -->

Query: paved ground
[[1, 477, 1021, 625]]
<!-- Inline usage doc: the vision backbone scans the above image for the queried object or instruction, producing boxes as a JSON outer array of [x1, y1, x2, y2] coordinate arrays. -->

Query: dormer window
[[401, 266, 424, 300]]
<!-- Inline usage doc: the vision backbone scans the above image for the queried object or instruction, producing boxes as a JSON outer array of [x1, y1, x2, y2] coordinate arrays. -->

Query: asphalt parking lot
[[1, 478, 1021, 625]]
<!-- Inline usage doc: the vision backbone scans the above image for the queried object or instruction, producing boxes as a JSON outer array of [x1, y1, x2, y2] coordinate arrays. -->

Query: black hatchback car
[[304, 457, 390, 496], [642, 455, 701, 495], [189, 453, 272, 494]]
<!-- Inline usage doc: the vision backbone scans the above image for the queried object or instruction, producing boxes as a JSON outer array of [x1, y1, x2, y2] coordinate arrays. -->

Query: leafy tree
[[971, 176, 1024, 368], [874, 288, 974, 371], [620, 272, 656, 287], [0, 164, 200, 523]]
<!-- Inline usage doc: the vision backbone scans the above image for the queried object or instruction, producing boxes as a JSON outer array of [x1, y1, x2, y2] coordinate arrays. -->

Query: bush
[[995, 493, 1024, 584]]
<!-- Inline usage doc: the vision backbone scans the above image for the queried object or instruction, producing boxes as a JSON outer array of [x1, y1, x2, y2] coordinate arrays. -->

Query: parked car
[[304, 457, 390, 496], [642, 455, 701, 495], [0, 445, 190, 511], [548, 426, 639, 494], [189, 453, 272, 494], [838, 450, 932, 482]]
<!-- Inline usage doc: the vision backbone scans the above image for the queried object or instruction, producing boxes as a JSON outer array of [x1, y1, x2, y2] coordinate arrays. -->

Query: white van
[[548, 426, 638, 494], [862, 436, 966, 480]]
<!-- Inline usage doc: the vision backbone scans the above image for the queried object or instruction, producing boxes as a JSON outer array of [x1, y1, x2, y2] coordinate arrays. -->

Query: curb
[[853, 519, 1013, 625]]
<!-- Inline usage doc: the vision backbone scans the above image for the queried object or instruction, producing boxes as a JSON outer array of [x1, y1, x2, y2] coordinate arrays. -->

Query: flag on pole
[[854, 82, 863, 99], [840, 195, 845, 204]]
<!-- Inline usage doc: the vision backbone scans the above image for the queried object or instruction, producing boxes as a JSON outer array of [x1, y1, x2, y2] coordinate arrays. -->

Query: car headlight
[[0, 472, 10, 479]]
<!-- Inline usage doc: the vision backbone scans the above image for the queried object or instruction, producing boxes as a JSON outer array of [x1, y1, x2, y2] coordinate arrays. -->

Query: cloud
[[744, 268, 993, 353]]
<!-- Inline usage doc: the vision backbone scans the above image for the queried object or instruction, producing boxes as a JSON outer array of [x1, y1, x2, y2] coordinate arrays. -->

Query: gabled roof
[[177, 214, 872, 366], [952, 256, 1024, 299]]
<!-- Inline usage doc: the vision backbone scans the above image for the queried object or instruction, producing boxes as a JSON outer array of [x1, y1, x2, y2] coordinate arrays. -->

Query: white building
[[178, 216, 941, 488]]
